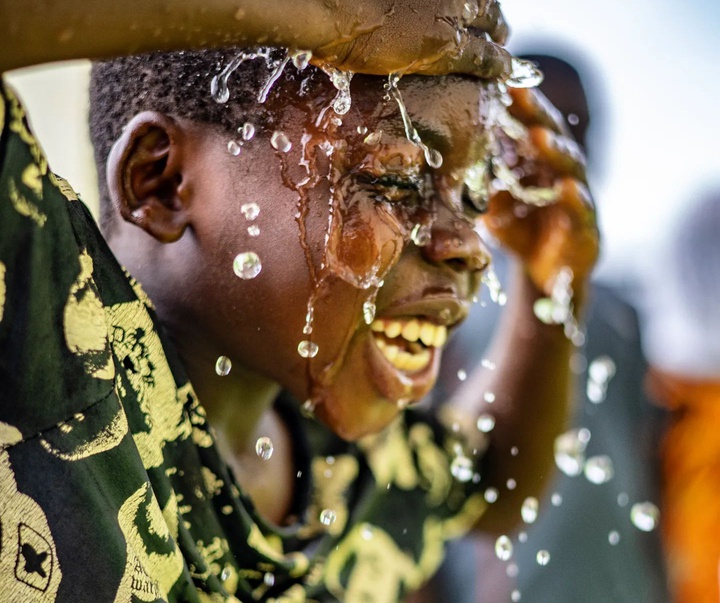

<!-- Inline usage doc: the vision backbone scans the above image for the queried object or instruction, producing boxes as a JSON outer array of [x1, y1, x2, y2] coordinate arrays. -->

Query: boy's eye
[[358, 174, 422, 206]]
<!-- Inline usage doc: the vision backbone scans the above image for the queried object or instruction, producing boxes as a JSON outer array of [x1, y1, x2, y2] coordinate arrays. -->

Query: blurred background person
[[411, 50, 670, 603], [642, 188, 720, 603]]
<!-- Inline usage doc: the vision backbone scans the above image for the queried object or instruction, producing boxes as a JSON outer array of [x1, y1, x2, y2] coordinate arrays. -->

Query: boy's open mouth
[[369, 318, 447, 373]]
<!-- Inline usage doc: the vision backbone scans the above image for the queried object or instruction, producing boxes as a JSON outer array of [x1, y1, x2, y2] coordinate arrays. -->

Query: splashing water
[[247, 225, 260, 237], [255, 436, 274, 460], [241, 122, 256, 141], [511, 590, 522, 602], [321, 66, 354, 116], [227, 140, 242, 156], [536, 550, 551, 566], [584, 455, 615, 484], [495, 535, 513, 561], [482, 266, 507, 306], [521, 497, 539, 524], [363, 301, 376, 325], [551, 492, 563, 506], [457, 369, 467, 381], [476, 413, 495, 433], [483, 391, 496, 403], [386, 74, 443, 169], [484, 488, 499, 503], [481, 358, 496, 370], [263, 572, 275, 587], [211, 49, 270, 104], [319, 508, 337, 527], [630, 502, 660, 532], [215, 356, 232, 376], [462, 1, 480, 22], [608, 531, 620, 546], [271, 131, 292, 153], [450, 455, 474, 482], [241, 202, 260, 221], [507, 57, 545, 89], [554, 428, 590, 477], [233, 252, 262, 279], [534, 267, 584, 346], [258, 52, 291, 103], [587, 356, 617, 403], [410, 223, 432, 247], [291, 49, 312, 71], [301, 399, 316, 418], [297, 340, 319, 359]]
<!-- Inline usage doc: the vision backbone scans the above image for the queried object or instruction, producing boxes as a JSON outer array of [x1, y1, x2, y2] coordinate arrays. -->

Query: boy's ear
[[107, 111, 189, 243]]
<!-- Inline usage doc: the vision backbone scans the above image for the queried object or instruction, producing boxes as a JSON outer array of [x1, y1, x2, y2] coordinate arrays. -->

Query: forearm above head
[[448, 264, 585, 535], [0, 0, 337, 73]]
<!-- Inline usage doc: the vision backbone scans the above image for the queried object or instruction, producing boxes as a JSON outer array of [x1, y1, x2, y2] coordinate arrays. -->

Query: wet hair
[[89, 48, 301, 236]]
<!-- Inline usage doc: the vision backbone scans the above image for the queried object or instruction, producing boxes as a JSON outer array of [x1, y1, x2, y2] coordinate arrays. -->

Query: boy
[[0, 1, 597, 600]]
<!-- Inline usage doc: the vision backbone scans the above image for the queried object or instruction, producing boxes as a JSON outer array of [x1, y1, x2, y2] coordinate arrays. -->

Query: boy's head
[[90, 49, 494, 439]]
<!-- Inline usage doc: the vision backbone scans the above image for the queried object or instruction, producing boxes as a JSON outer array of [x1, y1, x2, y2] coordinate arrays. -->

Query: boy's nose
[[420, 211, 491, 274]]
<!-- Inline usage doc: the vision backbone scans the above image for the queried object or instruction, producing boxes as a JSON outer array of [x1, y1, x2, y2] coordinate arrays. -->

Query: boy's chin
[[314, 394, 404, 442]]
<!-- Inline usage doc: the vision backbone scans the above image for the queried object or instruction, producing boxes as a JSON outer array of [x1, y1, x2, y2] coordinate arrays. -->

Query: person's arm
[[447, 87, 599, 535], [0, 0, 510, 78]]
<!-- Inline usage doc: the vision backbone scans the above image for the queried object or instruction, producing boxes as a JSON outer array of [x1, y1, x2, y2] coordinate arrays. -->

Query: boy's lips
[[363, 296, 468, 405]]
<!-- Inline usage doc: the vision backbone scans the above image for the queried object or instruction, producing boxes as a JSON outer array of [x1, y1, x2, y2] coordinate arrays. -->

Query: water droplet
[[271, 131, 292, 153], [457, 369, 467, 381], [587, 379, 607, 403], [511, 590, 522, 602], [483, 391, 496, 403], [233, 252, 262, 279], [451, 455, 474, 482], [568, 113, 580, 126], [255, 436, 274, 460], [357, 125, 368, 135], [361, 524, 374, 541], [363, 301, 376, 324], [462, 1, 480, 22], [333, 92, 352, 115], [511, 446, 519, 457], [301, 399, 315, 418], [481, 358, 496, 370], [227, 140, 242, 156], [584, 455, 615, 484], [507, 57, 544, 89], [257, 54, 290, 103], [215, 355, 232, 376], [521, 497, 539, 524], [425, 148, 443, 169], [506, 478, 517, 490], [482, 267, 507, 306], [551, 492, 563, 506], [608, 531, 620, 545], [292, 50, 312, 70], [408, 223, 431, 248], [319, 508, 337, 527], [484, 488, 499, 503], [247, 225, 260, 237], [363, 130, 383, 146], [630, 502, 660, 532], [396, 398, 410, 410], [589, 355, 616, 383], [507, 563, 519, 578], [476, 413, 495, 433], [241, 122, 256, 141], [220, 566, 230, 581], [617, 492, 629, 507], [536, 550, 551, 566], [495, 535, 513, 561], [518, 531, 528, 543], [298, 340, 319, 358], [240, 202, 260, 221], [554, 428, 589, 476]]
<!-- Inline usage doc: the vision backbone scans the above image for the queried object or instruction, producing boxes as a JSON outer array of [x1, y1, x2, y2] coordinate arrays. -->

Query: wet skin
[[143, 75, 492, 442]]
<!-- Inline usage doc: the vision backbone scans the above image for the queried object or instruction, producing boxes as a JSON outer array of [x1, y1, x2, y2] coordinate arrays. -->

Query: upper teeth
[[370, 318, 447, 348]]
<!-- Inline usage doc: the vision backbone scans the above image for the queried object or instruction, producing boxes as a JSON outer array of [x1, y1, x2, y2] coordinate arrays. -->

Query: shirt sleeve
[[0, 82, 115, 442]]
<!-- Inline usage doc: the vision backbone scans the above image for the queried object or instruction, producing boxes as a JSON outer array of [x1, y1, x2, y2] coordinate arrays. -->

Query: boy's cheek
[[325, 197, 406, 287]]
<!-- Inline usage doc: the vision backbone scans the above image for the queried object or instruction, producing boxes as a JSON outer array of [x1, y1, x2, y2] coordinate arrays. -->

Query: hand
[[312, 0, 512, 80], [483, 87, 600, 297]]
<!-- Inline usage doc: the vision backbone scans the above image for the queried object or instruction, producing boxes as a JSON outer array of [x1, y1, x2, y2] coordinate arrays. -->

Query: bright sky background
[[502, 0, 720, 282]]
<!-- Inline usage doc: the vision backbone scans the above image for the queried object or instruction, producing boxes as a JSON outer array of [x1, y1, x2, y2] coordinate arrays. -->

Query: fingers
[[528, 126, 587, 183], [418, 35, 512, 80], [469, 0, 509, 45], [508, 88, 569, 137]]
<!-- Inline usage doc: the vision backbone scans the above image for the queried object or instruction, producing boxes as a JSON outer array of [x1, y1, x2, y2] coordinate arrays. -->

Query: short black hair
[[89, 48, 307, 235]]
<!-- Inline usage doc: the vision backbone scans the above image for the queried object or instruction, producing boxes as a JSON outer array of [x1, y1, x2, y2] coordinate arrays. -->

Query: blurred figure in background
[[643, 188, 720, 603], [412, 51, 670, 603]]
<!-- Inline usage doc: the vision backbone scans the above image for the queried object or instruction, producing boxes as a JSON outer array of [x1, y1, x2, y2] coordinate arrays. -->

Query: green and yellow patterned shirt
[[0, 83, 488, 603]]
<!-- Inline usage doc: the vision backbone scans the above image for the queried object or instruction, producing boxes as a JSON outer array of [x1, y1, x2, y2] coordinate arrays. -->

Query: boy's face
[[175, 74, 490, 440]]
